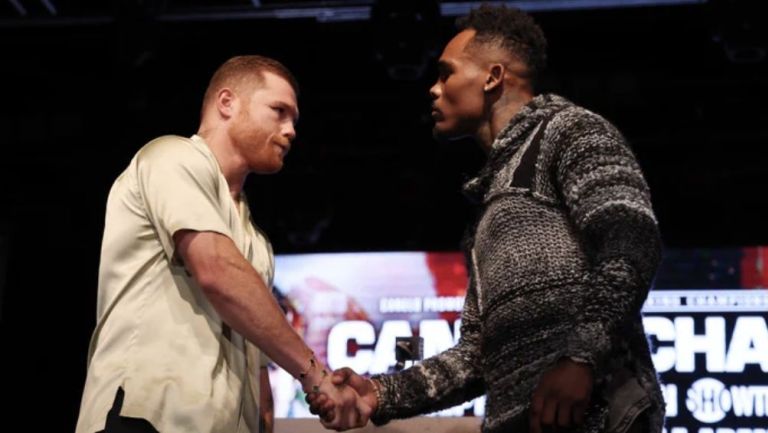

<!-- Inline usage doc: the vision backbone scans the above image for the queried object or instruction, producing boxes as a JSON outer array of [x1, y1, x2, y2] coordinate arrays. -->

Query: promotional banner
[[268, 248, 768, 432], [644, 290, 767, 433]]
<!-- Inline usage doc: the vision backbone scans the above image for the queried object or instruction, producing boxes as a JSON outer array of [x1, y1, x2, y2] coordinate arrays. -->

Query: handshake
[[304, 367, 380, 431], [303, 336, 421, 430]]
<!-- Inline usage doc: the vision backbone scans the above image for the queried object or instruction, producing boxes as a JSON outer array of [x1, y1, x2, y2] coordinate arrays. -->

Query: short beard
[[432, 126, 468, 143]]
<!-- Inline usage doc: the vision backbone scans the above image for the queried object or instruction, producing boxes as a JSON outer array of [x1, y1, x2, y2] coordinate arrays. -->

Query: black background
[[0, 0, 765, 430]]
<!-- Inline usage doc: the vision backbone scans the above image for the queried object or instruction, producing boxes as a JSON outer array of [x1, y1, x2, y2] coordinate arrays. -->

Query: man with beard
[[77, 55, 367, 433]]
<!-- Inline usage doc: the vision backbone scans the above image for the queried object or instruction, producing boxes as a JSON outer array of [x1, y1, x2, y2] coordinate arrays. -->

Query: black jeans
[[96, 387, 159, 433]]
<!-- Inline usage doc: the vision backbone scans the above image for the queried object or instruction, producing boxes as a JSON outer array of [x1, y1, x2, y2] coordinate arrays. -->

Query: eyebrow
[[437, 60, 453, 75]]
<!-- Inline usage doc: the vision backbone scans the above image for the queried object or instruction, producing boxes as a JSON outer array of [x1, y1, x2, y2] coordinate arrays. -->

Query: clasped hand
[[308, 359, 592, 432], [308, 368, 379, 431]]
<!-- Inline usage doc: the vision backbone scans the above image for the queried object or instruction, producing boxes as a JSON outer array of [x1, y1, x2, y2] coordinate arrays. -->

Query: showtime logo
[[686, 378, 768, 423]]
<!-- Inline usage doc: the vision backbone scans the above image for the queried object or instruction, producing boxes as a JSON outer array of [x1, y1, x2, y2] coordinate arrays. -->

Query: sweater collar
[[462, 93, 573, 201], [490, 93, 571, 152]]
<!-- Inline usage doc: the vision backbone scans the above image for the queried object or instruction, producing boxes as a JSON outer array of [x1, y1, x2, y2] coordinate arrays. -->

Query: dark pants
[[96, 388, 159, 433]]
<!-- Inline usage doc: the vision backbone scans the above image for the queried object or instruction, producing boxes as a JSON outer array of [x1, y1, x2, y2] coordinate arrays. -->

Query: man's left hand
[[529, 357, 593, 433]]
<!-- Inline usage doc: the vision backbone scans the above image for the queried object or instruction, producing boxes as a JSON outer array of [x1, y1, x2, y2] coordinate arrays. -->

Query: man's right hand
[[307, 368, 380, 430]]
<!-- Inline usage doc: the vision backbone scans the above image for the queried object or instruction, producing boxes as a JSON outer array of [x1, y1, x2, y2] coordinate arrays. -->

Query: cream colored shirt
[[76, 135, 274, 433]]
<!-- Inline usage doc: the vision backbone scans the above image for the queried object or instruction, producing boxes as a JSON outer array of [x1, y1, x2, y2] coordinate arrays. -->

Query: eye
[[272, 106, 285, 115], [437, 65, 452, 82]]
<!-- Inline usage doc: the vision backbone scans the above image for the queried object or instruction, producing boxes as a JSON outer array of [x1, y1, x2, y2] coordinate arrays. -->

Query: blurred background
[[0, 0, 766, 431]]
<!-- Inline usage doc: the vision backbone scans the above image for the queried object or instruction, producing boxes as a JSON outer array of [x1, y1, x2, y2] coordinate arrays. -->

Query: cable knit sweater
[[372, 94, 665, 433]]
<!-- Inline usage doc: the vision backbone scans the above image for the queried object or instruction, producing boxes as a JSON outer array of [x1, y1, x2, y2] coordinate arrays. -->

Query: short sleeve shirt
[[76, 135, 274, 433]]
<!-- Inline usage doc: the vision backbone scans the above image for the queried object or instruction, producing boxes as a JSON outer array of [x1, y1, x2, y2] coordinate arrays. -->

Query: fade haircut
[[202, 55, 299, 113], [457, 4, 547, 85]]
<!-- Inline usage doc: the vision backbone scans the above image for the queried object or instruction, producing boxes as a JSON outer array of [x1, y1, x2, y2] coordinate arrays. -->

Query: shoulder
[[135, 135, 216, 174], [137, 135, 195, 160], [550, 104, 622, 140], [543, 101, 629, 160]]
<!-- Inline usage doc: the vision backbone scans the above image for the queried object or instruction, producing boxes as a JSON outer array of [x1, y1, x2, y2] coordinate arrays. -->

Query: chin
[[432, 125, 464, 142], [252, 162, 283, 174], [432, 124, 449, 138]]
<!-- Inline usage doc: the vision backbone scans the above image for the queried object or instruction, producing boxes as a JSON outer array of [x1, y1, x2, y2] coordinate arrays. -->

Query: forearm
[[177, 231, 326, 390], [566, 216, 661, 366], [372, 344, 485, 424], [372, 280, 485, 424], [194, 236, 370, 430], [205, 257, 313, 376]]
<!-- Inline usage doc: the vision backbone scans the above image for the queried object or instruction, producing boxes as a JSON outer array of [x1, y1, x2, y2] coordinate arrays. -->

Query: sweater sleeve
[[371, 272, 485, 424], [552, 109, 662, 368]]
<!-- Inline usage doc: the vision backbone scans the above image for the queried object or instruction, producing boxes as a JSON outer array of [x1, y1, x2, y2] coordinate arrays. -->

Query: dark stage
[[0, 0, 765, 431]]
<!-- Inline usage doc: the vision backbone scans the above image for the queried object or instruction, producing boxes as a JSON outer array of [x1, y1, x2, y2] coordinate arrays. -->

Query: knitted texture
[[373, 94, 665, 433]]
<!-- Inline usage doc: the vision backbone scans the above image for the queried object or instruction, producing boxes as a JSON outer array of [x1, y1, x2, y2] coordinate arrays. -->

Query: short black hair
[[457, 4, 547, 83]]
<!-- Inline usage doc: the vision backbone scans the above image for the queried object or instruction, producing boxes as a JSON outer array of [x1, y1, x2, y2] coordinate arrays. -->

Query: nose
[[429, 82, 440, 100], [283, 122, 296, 141]]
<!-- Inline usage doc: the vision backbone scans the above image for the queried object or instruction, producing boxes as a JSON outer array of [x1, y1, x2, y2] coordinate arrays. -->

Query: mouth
[[273, 138, 291, 156], [431, 107, 444, 121]]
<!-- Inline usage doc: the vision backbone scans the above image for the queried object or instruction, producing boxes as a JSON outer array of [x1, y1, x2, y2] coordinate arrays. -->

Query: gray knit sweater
[[372, 94, 665, 433]]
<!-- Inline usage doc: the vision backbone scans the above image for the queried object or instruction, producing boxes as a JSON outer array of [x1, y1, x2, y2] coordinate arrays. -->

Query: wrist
[[560, 356, 594, 378], [296, 352, 329, 394], [565, 355, 592, 366], [367, 378, 382, 416], [300, 368, 329, 393]]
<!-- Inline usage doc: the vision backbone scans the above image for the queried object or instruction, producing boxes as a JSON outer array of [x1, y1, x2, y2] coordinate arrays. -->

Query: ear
[[483, 64, 505, 92], [215, 88, 237, 119]]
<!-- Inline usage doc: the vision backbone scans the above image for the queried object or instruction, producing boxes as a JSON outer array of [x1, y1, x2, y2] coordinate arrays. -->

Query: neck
[[476, 90, 534, 153], [197, 126, 248, 201]]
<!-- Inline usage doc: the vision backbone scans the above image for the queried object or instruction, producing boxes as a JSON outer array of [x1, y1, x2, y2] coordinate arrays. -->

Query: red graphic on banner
[[741, 246, 768, 289]]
